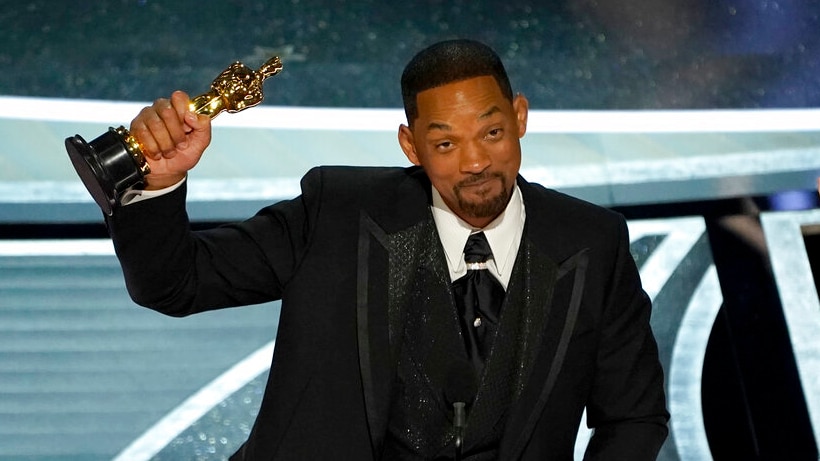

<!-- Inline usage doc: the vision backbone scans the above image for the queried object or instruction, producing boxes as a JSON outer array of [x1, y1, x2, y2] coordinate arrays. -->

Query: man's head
[[401, 39, 514, 127], [398, 40, 528, 229]]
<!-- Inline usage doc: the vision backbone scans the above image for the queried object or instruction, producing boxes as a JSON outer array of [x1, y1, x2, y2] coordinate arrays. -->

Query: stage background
[[1, 1, 819, 460]]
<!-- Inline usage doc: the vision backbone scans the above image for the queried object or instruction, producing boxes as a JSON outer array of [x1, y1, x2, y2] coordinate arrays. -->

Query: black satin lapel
[[510, 240, 561, 392], [500, 247, 590, 460], [357, 211, 393, 458], [395, 220, 466, 413]]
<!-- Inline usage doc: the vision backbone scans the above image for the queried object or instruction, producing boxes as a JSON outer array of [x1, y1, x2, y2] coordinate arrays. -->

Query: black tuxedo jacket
[[108, 166, 668, 460]]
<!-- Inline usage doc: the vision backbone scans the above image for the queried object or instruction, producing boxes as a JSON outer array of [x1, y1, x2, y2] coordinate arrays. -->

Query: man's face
[[399, 76, 528, 228]]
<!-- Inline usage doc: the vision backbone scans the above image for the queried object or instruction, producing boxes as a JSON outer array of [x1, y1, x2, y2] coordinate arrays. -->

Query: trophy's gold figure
[[189, 56, 283, 117]]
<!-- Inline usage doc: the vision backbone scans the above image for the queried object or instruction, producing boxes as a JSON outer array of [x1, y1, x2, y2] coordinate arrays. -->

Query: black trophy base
[[65, 127, 146, 216]]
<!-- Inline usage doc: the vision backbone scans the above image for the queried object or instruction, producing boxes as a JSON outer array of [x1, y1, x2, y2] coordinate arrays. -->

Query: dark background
[[1, 0, 819, 109]]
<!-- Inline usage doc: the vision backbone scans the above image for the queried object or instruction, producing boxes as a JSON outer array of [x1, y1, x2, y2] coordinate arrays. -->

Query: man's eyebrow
[[427, 121, 451, 132], [425, 107, 502, 132], [479, 106, 501, 120]]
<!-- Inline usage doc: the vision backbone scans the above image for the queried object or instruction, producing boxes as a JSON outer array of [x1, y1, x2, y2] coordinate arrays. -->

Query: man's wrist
[[144, 173, 187, 190]]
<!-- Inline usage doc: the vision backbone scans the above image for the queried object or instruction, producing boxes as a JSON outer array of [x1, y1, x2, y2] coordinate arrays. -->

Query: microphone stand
[[444, 358, 476, 461], [453, 401, 466, 461]]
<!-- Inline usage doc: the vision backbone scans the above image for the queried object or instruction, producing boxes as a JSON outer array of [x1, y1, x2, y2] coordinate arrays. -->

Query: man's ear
[[398, 124, 421, 166], [513, 93, 529, 138]]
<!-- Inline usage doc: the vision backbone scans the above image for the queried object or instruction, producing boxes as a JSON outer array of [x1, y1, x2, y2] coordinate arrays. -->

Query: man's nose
[[459, 142, 491, 173]]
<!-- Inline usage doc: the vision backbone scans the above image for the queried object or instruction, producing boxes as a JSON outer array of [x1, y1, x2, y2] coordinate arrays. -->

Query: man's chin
[[454, 174, 511, 220], [458, 193, 509, 220]]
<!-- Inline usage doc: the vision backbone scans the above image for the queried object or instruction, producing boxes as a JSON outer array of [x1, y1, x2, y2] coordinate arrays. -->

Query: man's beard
[[453, 172, 510, 220]]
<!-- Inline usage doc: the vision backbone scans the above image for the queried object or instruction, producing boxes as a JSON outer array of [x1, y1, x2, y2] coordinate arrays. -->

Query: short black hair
[[401, 39, 514, 125]]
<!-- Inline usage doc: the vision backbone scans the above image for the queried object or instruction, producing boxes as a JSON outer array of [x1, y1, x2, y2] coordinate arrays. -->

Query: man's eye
[[487, 128, 502, 138], [437, 141, 452, 150]]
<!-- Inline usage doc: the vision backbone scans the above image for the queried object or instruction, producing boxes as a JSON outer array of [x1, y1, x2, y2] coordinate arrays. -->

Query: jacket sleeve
[[105, 169, 323, 317], [583, 216, 670, 460]]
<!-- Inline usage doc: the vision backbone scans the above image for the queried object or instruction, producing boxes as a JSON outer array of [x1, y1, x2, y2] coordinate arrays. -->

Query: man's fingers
[[130, 106, 164, 160], [143, 107, 176, 158], [155, 99, 188, 156], [130, 97, 191, 160], [171, 91, 194, 135]]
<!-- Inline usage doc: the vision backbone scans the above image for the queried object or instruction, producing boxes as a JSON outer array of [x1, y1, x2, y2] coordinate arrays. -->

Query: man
[[108, 39, 668, 460]]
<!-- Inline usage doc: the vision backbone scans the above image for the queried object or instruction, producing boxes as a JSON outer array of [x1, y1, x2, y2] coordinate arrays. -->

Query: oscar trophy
[[65, 56, 283, 216]]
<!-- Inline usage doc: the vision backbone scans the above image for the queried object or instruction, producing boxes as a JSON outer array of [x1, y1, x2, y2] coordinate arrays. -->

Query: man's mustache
[[456, 171, 504, 189]]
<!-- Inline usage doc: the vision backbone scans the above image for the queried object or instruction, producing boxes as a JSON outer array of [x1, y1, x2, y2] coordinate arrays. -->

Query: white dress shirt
[[431, 184, 526, 290]]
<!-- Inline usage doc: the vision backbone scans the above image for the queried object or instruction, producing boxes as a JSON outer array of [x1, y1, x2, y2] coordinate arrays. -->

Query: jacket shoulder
[[520, 179, 623, 229], [303, 165, 422, 194], [297, 165, 430, 232]]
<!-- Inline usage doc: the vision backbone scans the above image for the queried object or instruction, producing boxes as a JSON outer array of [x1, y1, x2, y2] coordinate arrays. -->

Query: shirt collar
[[431, 184, 525, 279]]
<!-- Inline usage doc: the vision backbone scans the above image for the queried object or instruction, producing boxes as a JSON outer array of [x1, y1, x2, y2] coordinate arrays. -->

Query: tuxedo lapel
[[397, 221, 467, 413], [355, 169, 435, 458], [499, 246, 590, 460], [356, 211, 393, 458], [359, 208, 482, 460]]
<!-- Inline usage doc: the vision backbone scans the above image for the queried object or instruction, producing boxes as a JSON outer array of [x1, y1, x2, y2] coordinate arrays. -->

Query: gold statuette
[[65, 56, 283, 216]]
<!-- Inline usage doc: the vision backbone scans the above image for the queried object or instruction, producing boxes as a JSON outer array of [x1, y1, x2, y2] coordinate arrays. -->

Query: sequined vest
[[380, 217, 548, 460]]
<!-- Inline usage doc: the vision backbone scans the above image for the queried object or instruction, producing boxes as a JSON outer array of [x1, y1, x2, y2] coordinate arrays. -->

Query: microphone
[[444, 360, 478, 461]]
